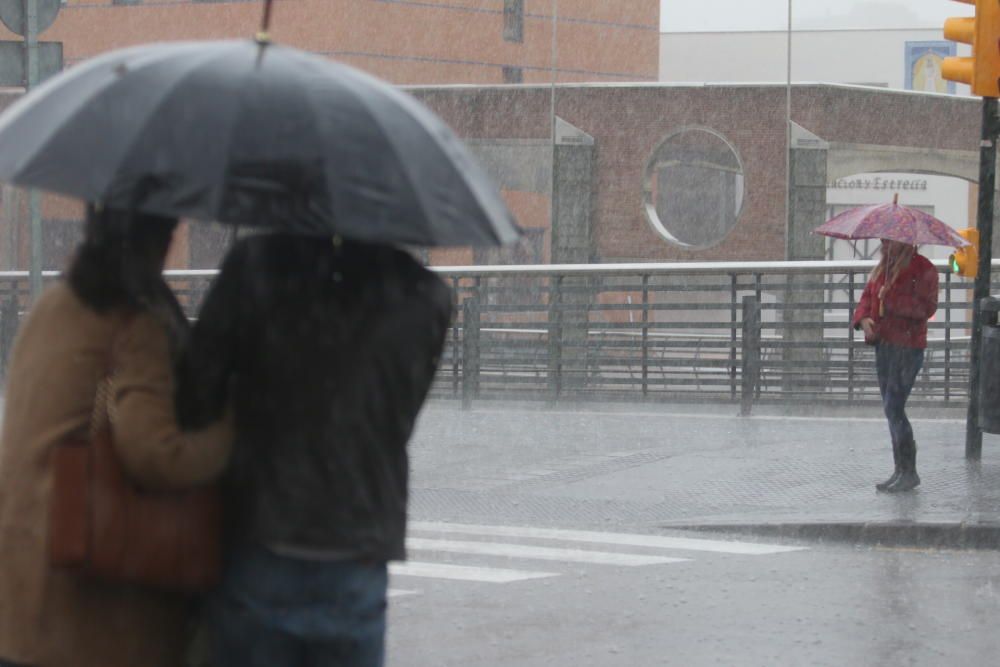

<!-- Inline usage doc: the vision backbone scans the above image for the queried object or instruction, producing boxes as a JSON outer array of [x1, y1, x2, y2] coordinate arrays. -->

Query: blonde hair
[[871, 240, 915, 288]]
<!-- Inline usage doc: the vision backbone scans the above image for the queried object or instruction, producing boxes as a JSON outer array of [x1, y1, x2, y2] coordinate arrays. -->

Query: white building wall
[[825, 173, 970, 262], [660, 29, 971, 93]]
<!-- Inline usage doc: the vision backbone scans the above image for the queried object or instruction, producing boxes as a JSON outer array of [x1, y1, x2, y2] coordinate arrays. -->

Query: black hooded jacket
[[176, 234, 453, 560]]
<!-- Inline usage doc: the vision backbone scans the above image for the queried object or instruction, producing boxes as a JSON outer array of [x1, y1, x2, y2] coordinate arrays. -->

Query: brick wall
[[415, 83, 982, 263]]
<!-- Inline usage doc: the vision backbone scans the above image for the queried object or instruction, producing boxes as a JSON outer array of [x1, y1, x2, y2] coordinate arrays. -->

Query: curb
[[668, 521, 1000, 550]]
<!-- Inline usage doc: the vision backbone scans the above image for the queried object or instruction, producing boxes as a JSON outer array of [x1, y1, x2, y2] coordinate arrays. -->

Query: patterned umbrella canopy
[[813, 195, 970, 248]]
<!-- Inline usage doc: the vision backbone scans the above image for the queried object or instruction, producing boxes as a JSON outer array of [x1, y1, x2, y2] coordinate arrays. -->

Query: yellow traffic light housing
[[943, 0, 1000, 97], [950, 227, 980, 277]]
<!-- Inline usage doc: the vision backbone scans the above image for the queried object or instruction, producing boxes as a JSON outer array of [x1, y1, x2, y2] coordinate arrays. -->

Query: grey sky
[[661, 0, 975, 33]]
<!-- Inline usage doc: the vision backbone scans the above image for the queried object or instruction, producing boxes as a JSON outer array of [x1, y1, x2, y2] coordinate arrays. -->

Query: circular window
[[643, 128, 745, 249]]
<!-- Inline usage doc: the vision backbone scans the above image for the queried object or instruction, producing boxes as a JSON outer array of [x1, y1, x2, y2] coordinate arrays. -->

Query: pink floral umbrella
[[814, 194, 970, 248]]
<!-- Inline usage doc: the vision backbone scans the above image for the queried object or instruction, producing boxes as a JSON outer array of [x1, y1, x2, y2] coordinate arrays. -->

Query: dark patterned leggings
[[875, 342, 924, 447]]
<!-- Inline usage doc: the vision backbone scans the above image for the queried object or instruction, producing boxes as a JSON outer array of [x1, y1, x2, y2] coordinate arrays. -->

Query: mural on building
[[905, 41, 956, 94]]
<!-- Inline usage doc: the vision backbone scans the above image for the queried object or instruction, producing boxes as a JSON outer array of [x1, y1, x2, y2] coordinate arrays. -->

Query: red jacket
[[851, 253, 938, 349]]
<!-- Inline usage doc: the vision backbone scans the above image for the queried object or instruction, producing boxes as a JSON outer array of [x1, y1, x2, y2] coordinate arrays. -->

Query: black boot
[[875, 440, 901, 492], [886, 440, 920, 493]]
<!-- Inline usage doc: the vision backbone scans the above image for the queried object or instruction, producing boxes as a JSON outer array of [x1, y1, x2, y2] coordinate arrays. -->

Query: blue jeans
[[209, 546, 388, 667], [875, 343, 924, 447]]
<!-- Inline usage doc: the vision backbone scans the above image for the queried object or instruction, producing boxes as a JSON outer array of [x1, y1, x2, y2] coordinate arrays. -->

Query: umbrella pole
[[256, 0, 274, 43], [255, 0, 274, 67]]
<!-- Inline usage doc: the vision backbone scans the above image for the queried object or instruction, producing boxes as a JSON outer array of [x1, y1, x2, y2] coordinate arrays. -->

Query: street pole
[[966, 96, 999, 460], [784, 0, 792, 260], [24, 0, 42, 301]]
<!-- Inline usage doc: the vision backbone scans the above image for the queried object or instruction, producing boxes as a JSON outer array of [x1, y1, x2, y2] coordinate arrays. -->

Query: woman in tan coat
[[0, 207, 232, 667]]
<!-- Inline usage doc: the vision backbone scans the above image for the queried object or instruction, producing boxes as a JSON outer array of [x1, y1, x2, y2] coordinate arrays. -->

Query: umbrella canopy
[[0, 40, 521, 247], [813, 195, 969, 248]]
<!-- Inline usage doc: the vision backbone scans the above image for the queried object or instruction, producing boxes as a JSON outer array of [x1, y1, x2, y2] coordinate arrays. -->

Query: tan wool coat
[[0, 282, 232, 667]]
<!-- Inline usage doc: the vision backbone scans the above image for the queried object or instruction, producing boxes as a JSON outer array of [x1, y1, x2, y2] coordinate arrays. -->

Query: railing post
[[848, 270, 855, 403], [0, 295, 18, 380], [450, 276, 461, 399], [461, 296, 480, 410], [754, 273, 763, 399], [945, 271, 952, 403], [741, 295, 761, 416], [548, 275, 564, 399], [641, 274, 649, 396], [730, 273, 737, 401]]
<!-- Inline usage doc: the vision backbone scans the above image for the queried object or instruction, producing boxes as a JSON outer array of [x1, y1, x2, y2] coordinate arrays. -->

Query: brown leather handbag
[[48, 367, 222, 592]]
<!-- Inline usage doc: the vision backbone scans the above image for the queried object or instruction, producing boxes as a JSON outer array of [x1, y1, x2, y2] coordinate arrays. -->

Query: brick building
[[46, 0, 659, 85], [2, 4, 982, 274]]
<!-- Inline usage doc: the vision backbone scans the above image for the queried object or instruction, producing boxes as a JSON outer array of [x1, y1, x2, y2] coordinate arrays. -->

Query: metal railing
[[430, 260, 995, 410], [2, 260, 997, 411]]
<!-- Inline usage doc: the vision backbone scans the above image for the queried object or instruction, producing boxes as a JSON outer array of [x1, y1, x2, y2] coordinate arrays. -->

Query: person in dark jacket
[[852, 239, 938, 493], [175, 233, 453, 667]]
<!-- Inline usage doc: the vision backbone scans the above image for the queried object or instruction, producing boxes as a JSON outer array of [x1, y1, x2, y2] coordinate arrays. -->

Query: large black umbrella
[[0, 39, 520, 246]]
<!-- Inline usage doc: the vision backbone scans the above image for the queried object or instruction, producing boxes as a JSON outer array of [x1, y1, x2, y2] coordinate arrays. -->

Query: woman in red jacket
[[852, 239, 938, 493]]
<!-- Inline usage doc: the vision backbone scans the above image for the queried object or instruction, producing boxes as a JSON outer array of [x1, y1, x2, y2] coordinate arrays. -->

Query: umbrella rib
[[105, 44, 253, 208], [369, 77, 513, 244], [1, 44, 186, 181], [309, 60, 441, 244], [314, 54, 514, 245], [204, 46, 265, 223]]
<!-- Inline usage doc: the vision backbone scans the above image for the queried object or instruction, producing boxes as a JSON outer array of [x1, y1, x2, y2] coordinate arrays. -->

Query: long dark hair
[[67, 204, 188, 354]]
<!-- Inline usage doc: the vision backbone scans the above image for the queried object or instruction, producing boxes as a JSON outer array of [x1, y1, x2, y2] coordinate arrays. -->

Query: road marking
[[389, 561, 557, 583], [407, 537, 690, 566], [388, 588, 420, 598], [454, 406, 962, 425], [409, 522, 806, 556]]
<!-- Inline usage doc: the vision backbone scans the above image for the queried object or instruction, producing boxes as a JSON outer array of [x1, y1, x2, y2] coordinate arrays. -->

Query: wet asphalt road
[[390, 400, 1000, 666]]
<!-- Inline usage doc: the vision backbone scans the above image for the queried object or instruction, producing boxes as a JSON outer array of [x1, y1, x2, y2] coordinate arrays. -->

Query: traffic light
[[942, 0, 1000, 97], [950, 227, 980, 277]]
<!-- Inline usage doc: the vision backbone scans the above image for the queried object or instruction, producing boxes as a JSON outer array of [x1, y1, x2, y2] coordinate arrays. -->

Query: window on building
[[502, 66, 523, 84], [643, 128, 744, 248], [643, 128, 745, 250], [503, 0, 523, 43]]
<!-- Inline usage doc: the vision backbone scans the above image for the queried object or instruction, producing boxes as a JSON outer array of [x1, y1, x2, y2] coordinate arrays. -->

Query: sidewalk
[[410, 400, 1000, 547], [4, 393, 998, 546]]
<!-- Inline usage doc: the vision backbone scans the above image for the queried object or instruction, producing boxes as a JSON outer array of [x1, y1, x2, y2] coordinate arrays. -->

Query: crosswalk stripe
[[407, 537, 689, 566], [409, 521, 805, 555], [388, 589, 420, 598], [390, 561, 557, 583]]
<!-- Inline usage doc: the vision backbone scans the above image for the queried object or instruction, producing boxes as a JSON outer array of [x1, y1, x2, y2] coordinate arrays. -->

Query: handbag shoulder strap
[[90, 372, 111, 439], [92, 310, 136, 439]]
